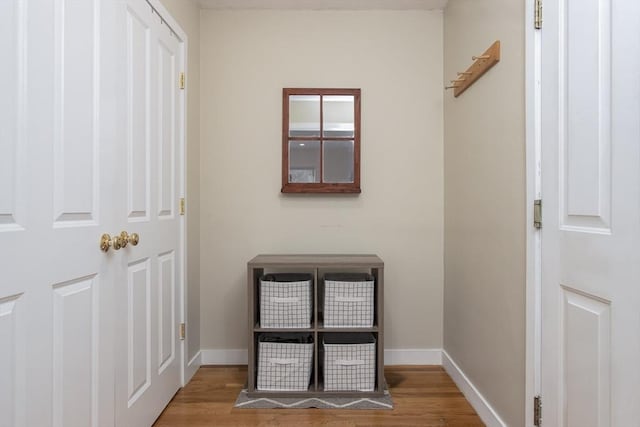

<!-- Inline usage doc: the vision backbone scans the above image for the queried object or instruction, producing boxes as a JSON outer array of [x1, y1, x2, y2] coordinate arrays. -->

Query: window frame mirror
[[282, 88, 361, 194]]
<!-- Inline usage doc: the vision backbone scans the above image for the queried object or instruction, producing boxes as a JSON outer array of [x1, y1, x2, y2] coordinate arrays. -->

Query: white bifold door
[[0, 0, 184, 426], [541, 0, 640, 426], [114, 1, 183, 425]]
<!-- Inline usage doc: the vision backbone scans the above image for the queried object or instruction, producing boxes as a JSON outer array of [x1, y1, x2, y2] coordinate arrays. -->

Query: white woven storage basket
[[323, 333, 376, 392], [260, 274, 312, 328], [324, 274, 374, 328], [257, 340, 313, 391]]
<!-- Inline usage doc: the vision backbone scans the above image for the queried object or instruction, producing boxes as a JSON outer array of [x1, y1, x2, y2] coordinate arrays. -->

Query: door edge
[[525, 0, 542, 425]]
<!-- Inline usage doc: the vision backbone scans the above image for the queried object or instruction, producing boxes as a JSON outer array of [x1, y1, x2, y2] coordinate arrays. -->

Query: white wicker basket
[[324, 274, 374, 328], [323, 333, 376, 392], [260, 274, 312, 328], [257, 339, 313, 391]]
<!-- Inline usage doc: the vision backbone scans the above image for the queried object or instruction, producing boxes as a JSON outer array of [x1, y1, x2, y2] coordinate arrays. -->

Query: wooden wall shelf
[[446, 40, 501, 97]]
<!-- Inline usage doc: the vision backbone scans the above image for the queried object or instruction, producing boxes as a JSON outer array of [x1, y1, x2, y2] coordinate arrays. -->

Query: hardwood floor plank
[[153, 366, 484, 426]]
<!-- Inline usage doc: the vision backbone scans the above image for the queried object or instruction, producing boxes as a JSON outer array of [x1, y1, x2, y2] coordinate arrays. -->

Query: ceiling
[[197, 0, 448, 10]]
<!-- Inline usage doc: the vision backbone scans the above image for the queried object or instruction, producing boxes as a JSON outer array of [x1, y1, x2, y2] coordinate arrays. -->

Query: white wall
[[199, 10, 444, 354], [443, 0, 526, 426], [158, 0, 201, 363]]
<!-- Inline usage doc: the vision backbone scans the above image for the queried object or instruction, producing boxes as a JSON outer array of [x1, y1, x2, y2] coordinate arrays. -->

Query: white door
[[0, 0, 118, 426], [0, 1, 184, 426], [114, 1, 183, 425], [540, 0, 640, 425]]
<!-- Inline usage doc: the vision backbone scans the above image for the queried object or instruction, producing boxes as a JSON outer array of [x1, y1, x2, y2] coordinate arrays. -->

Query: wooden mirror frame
[[281, 88, 361, 194]]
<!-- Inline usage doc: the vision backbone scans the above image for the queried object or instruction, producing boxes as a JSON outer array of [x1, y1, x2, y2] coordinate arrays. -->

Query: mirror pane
[[289, 95, 320, 137], [323, 96, 354, 138], [323, 140, 354, 183], [289, 140, 321, 183]]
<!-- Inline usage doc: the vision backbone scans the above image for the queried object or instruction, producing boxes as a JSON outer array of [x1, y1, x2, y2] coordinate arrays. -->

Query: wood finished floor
[[153, 365, 484, 426]]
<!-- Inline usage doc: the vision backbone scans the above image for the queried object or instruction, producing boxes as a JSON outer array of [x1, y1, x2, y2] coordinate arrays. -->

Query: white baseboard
[[200, 348, 441, 365], [442, 350, 507, 427], [184, 350, 201, 385]]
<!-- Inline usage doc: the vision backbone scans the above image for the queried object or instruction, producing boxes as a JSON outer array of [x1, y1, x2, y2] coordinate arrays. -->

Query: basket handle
[[271, 297, 300, 303], [268, 358, 299, 365], [335, 359, 366, 366], [334, 296, 367, 303]]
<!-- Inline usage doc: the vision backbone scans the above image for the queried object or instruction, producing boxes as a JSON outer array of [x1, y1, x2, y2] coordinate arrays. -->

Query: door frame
[[525, 0, 542, 425], [145, 0, 193, 387]]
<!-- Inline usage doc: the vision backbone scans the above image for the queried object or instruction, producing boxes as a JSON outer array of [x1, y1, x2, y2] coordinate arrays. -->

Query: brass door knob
[[112, 235, 124, 250], [129, 233, 140, 246], [119, 231, 140, 247], [100, 233, 124, 252], [100, 234, 111, 252], [119, 231, 129, 248]]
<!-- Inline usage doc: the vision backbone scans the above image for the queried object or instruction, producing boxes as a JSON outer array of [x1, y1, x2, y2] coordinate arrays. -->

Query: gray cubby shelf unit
[[247, 254, 385, 398]]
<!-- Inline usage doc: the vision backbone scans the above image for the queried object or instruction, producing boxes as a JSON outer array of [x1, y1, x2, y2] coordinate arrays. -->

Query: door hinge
[[179, 323, 186, 340], [534, 395, 542, 426], [534, 199, 542, 229], [534, 0, 543, 29], [179, 198, 185, 216], [179, 72, 185, 90]]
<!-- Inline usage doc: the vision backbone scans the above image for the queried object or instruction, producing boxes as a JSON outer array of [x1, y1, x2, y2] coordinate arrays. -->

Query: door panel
[[0, 0, 26, 230], [562, 288, 611, 427], [127, 258, 151, 406], [53, 0, 100, 226], [52, 276, 100, 427], [541, 0, 640, 425], [157, 39, 176, 219], [561, 0, 611, 231], [158, 250, 176, 373], [126, 6, 151, 222], [0, 294, 24, 427]]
